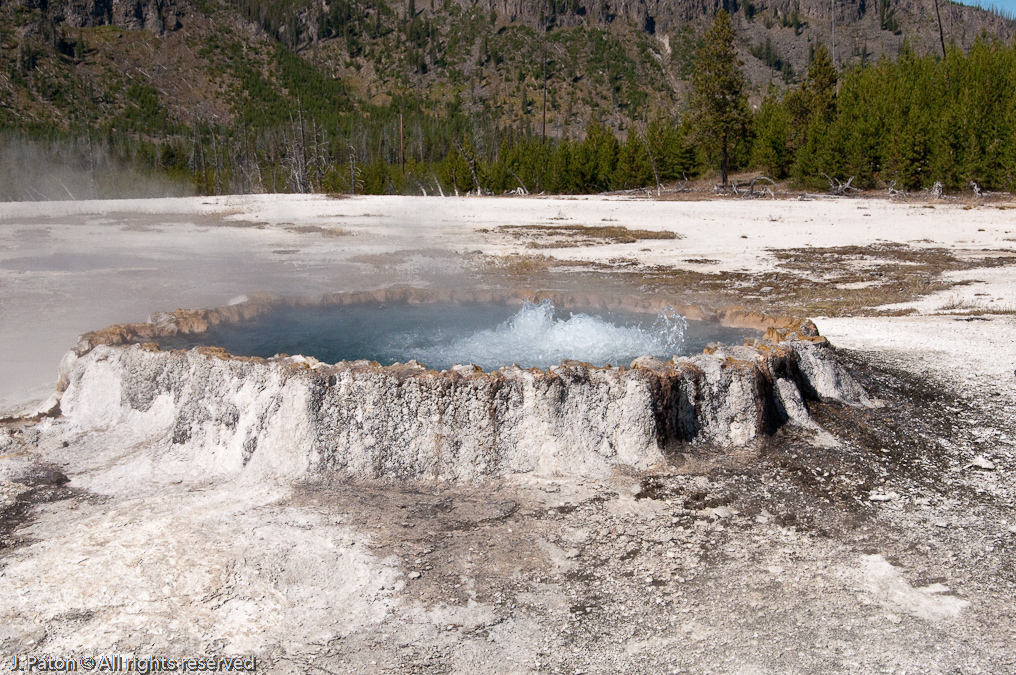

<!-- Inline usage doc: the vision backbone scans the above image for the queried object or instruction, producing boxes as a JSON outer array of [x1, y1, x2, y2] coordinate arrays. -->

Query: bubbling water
[[402, 299, 688, 370], [151, 299, 760, 371]]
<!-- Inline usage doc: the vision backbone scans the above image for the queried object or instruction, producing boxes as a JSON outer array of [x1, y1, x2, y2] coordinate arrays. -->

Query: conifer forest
[[2, 0, 1015, 199]]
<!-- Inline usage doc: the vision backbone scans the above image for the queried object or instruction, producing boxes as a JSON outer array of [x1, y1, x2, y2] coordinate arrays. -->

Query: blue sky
[[956, 0, 1016, 17]]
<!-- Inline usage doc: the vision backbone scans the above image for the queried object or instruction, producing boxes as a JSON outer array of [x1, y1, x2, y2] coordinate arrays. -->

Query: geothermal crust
[[49, 290, 872, 481]]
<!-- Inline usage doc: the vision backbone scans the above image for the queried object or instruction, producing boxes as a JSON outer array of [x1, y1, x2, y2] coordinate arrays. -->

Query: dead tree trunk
[[933, 0, 947, 59], [720, 131, 729, 187], [640, 126, 662, 195], [348, 145, 358, 196], [822, 174, 858, 196], [454, 140, 483, 194], [508, 169, 529, 195], [297, 97, 311, 192]]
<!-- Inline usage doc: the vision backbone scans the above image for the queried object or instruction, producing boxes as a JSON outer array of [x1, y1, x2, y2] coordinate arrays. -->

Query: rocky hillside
[[17, 0, 182, 32], [2, 0, 1013, 136]]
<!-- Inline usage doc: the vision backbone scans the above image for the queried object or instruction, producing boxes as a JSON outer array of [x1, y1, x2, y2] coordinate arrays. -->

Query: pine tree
[[573, 120, 619, 191], [646, 115, 696, 181], [751, 88, 793, 178], [688, 10, 749, 186], [803, 44, 837, 125], [790, 44, 839, 186], [612, 130, 653, 190]]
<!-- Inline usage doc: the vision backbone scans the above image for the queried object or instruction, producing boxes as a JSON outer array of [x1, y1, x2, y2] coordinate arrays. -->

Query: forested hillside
[[0, 0, 1014, 199]]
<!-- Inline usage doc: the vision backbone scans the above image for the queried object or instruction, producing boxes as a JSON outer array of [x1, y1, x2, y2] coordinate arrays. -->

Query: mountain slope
[[3, 0, 1013, 135]]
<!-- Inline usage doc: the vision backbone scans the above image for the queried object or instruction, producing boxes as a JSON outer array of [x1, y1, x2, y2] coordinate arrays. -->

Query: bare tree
[[431, 172, 445, 197], [886, 180, 907, 197], [638, 125, 662, 195], [822, 174, 858, 195], [508, 168, 529, 195], [933, 0, 947, 59], [733, 175, 776, 199], [453, 139, 484, 194], [348, 145, 360, 195]]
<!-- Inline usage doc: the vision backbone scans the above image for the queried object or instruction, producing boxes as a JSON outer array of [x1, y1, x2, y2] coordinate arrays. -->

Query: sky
[[956, 0, 1016, 17]]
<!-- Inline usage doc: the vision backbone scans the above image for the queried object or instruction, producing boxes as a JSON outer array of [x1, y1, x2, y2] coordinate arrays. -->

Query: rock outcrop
[[52, 292, 871, 481], [22, 0, 180, 34]]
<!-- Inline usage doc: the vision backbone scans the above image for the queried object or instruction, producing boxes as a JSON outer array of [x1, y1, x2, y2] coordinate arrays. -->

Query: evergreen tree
[[646, 115, 697, 181], [501, 137, 553, 193], [437, 146, 472, 195], [11, 10, 1016, 200], [790, 44, 839, 186], [548, 141, 579, 193], [688, 10, 750, 186], [572, 120, 620, 191], [750, 88, 793, 178], [804, 44, 837, 125], [612, 130, 654, 190]]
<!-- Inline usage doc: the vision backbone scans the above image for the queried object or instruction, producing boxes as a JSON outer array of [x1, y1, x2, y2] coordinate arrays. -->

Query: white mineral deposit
[[1, 194, 1014, 674]]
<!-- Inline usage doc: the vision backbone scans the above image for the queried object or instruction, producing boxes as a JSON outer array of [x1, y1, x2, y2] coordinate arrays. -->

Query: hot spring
[[153, 299, 759, 371], [51, 289, 872, 480]]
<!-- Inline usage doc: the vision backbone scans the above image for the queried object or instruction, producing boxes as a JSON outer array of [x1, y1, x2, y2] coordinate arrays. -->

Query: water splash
[[402, 299, 687, 370]]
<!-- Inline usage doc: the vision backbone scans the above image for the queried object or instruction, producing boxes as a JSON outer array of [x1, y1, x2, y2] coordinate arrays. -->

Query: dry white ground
[[1, 194, 1014, 674]]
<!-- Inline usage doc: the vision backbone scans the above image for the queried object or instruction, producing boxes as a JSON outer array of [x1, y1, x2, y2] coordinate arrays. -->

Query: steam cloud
[[0, 134, 193, 202]]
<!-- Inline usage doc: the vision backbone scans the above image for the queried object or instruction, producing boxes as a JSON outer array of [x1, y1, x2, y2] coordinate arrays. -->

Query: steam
[[0, 135, 193, 202], [402, 299, 688, 370]]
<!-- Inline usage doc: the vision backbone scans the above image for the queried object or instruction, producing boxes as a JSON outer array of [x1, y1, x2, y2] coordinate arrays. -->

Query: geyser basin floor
[[153, 300, 759, 371], [2, 195, 1016, 673], [4, 353, 1015, 672]]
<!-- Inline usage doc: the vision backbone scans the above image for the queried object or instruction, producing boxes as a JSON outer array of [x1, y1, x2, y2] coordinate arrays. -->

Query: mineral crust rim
[[62, 287, 823, 377]]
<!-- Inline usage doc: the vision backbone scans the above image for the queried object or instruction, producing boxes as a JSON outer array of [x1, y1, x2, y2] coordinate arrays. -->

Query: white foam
[[405, 299, 687, 370]]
